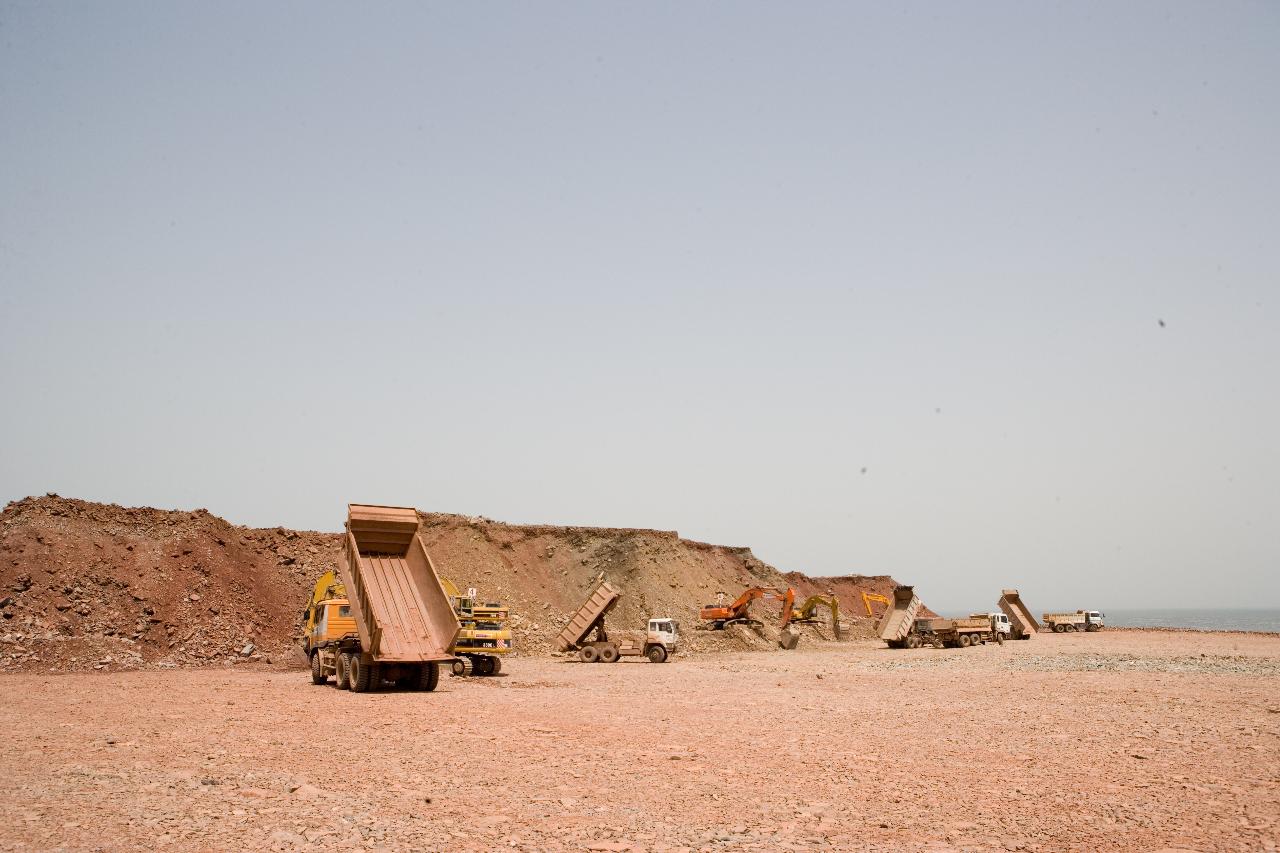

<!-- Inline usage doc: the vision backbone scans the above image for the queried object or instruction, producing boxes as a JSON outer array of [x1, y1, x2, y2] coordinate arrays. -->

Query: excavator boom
[[862, 591, 891, 617]]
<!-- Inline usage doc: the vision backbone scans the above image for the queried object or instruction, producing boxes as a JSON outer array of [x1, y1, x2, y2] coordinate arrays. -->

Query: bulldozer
[[790, 594, 844, 639]]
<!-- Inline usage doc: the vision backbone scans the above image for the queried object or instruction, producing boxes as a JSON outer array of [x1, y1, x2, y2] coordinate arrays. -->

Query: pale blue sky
[[2, 2, 1277, 610]]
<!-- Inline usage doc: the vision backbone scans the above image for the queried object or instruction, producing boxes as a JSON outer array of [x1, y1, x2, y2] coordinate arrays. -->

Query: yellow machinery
[[441, 577, 512, 676], [790, 594, 844, 639], [861, 591, 891, 617]]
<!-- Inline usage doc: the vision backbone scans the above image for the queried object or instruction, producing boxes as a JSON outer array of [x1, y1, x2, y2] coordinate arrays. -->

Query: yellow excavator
[[441, 578, 512, 676], [790, 594, 844, 639], [862, 591, 891, 617]]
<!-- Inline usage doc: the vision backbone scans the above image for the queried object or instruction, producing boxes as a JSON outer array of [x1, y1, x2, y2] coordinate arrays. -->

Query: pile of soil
[[0, 495, 919, 672]]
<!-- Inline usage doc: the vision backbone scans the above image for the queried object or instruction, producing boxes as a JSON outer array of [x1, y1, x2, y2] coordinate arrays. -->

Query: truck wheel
[[336, 653, 352, 689], [1066, 624, 1077, 632], [310, 652, 326, 685], [418, 662, 440, 692], [599, 644, 620, 663], [646, 645, 667, 663], [905, 635, 921, 649], [350, 656, 373, 692], [958, 634, 972, 648], [1052, 623, 1064, 633], [996, 633, 1005, 645], [580, 646, 599, 663]]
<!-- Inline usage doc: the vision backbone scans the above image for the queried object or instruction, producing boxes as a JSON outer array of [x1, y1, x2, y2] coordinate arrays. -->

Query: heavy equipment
[[555, 581, 677, 663], [1043, 610, 1105, 633], [875, 585, 923, 648], [304, 504, 459, 692], [699, 587, 795, 631], [861, 591, 891, 618], [914, 614, 1006, 648], [791, 594, 844, 639], [996, 589, 1038, 639], [441, 577, 512, 676]]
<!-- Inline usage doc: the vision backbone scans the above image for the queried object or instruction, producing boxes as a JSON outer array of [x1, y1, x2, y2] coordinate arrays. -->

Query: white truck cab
[[648, 618, 678, 654]]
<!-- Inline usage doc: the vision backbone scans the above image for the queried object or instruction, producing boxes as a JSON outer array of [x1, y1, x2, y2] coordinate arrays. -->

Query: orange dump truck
[[308, 504, 460, 692]]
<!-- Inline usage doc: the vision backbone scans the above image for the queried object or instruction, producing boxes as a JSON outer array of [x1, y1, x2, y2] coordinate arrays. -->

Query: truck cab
[[304, 598, 358, 653], [989, 612, 1012, 639], [648, 619, 678, 655], [1083, 610, 1105, 630]]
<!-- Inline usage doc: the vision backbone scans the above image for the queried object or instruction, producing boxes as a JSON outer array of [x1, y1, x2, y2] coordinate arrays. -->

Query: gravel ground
[[1, 630, 1277, 852]]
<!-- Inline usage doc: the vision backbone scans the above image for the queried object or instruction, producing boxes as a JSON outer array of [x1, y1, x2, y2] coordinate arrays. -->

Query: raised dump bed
[[876, 585, 922, 648], [309, 504, 461, 692], [997, 589, 1038, 639], [555, 581, 676, 664]]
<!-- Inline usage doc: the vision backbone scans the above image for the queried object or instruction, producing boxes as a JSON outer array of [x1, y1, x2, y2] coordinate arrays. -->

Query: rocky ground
[[2, 630, 1276, 853]]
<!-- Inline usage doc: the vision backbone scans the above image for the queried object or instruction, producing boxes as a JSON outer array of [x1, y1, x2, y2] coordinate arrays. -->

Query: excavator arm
[[862, 591, 891, 617]]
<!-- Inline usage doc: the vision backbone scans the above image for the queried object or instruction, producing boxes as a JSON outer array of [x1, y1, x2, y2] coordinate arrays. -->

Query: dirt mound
[[0, 496, 918, 672], [0, 495, 339, 672]]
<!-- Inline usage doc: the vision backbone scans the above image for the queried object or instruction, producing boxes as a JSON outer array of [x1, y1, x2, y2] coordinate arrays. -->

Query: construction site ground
[[3, 629, 1276, 853]]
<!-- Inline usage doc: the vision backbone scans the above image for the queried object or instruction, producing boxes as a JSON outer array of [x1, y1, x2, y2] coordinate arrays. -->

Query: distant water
[[1101, 609, 1280, 633]]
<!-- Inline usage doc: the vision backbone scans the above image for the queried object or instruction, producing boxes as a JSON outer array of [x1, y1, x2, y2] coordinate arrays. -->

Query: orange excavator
[[699, 587, 797, 632]]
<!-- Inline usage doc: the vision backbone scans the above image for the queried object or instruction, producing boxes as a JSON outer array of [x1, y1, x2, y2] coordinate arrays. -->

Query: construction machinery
[[791, 594, 844, 639], [875, 585, 923, 648], [1043, 610, 1106, 633], [861, 591, 891, 618], [913, 614, 1006, 648], [555, 581, 677, 663], [442, 578, 512, 676], [304, 504, 459, 692], [699, 587, 795, 630], [996, 589, 1038, 640]]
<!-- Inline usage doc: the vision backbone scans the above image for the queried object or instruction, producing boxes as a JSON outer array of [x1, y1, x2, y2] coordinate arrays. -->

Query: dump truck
[[555, 581, 677, 663], [1043, 610, 1106, 633], [875, 585, 923, 648], [306, 504, 460, 692], [442, 578, 512, 676], [996, 589, 1038, 640]]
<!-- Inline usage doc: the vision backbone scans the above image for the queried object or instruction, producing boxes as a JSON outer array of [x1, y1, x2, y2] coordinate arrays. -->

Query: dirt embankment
[[1, 495, 916, 672]]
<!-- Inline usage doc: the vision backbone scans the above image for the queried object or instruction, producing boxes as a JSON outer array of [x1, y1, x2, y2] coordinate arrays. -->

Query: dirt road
[[2, 630, 1277, 852]]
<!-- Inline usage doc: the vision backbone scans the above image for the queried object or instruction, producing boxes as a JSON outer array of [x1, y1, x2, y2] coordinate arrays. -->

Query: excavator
[[700, 587, 801, 649], [861, 591, 891, 618], [791, 594, 844, 639], [700, 587, 797, 629]]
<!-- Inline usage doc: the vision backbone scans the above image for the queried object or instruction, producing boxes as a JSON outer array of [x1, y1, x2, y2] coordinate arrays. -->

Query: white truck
[[555, 581, 677, 663], [1042, 610, 1105, 633]]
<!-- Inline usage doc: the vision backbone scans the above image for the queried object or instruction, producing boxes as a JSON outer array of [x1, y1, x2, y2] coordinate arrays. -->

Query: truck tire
[[599, 644, 620, 663], [418, 662, 440, 692], [336, 653, 352, 689], [310, 652, 326, 685], [580, 645, 599, 663], [1066, 623, 1077, 632], [905, 635, 921, 649], [1052, 623, 1065, 633], [958, 634, 972, 648], [350, 656, 373, 692], [646, 645, 667, 663]]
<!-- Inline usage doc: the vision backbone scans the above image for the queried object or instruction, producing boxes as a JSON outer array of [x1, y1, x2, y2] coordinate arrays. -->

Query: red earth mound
[[0, 495, 919, 671]]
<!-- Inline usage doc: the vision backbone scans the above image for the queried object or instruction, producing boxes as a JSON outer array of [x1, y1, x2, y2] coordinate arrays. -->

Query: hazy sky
[[2, 2, 1277, 611]]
